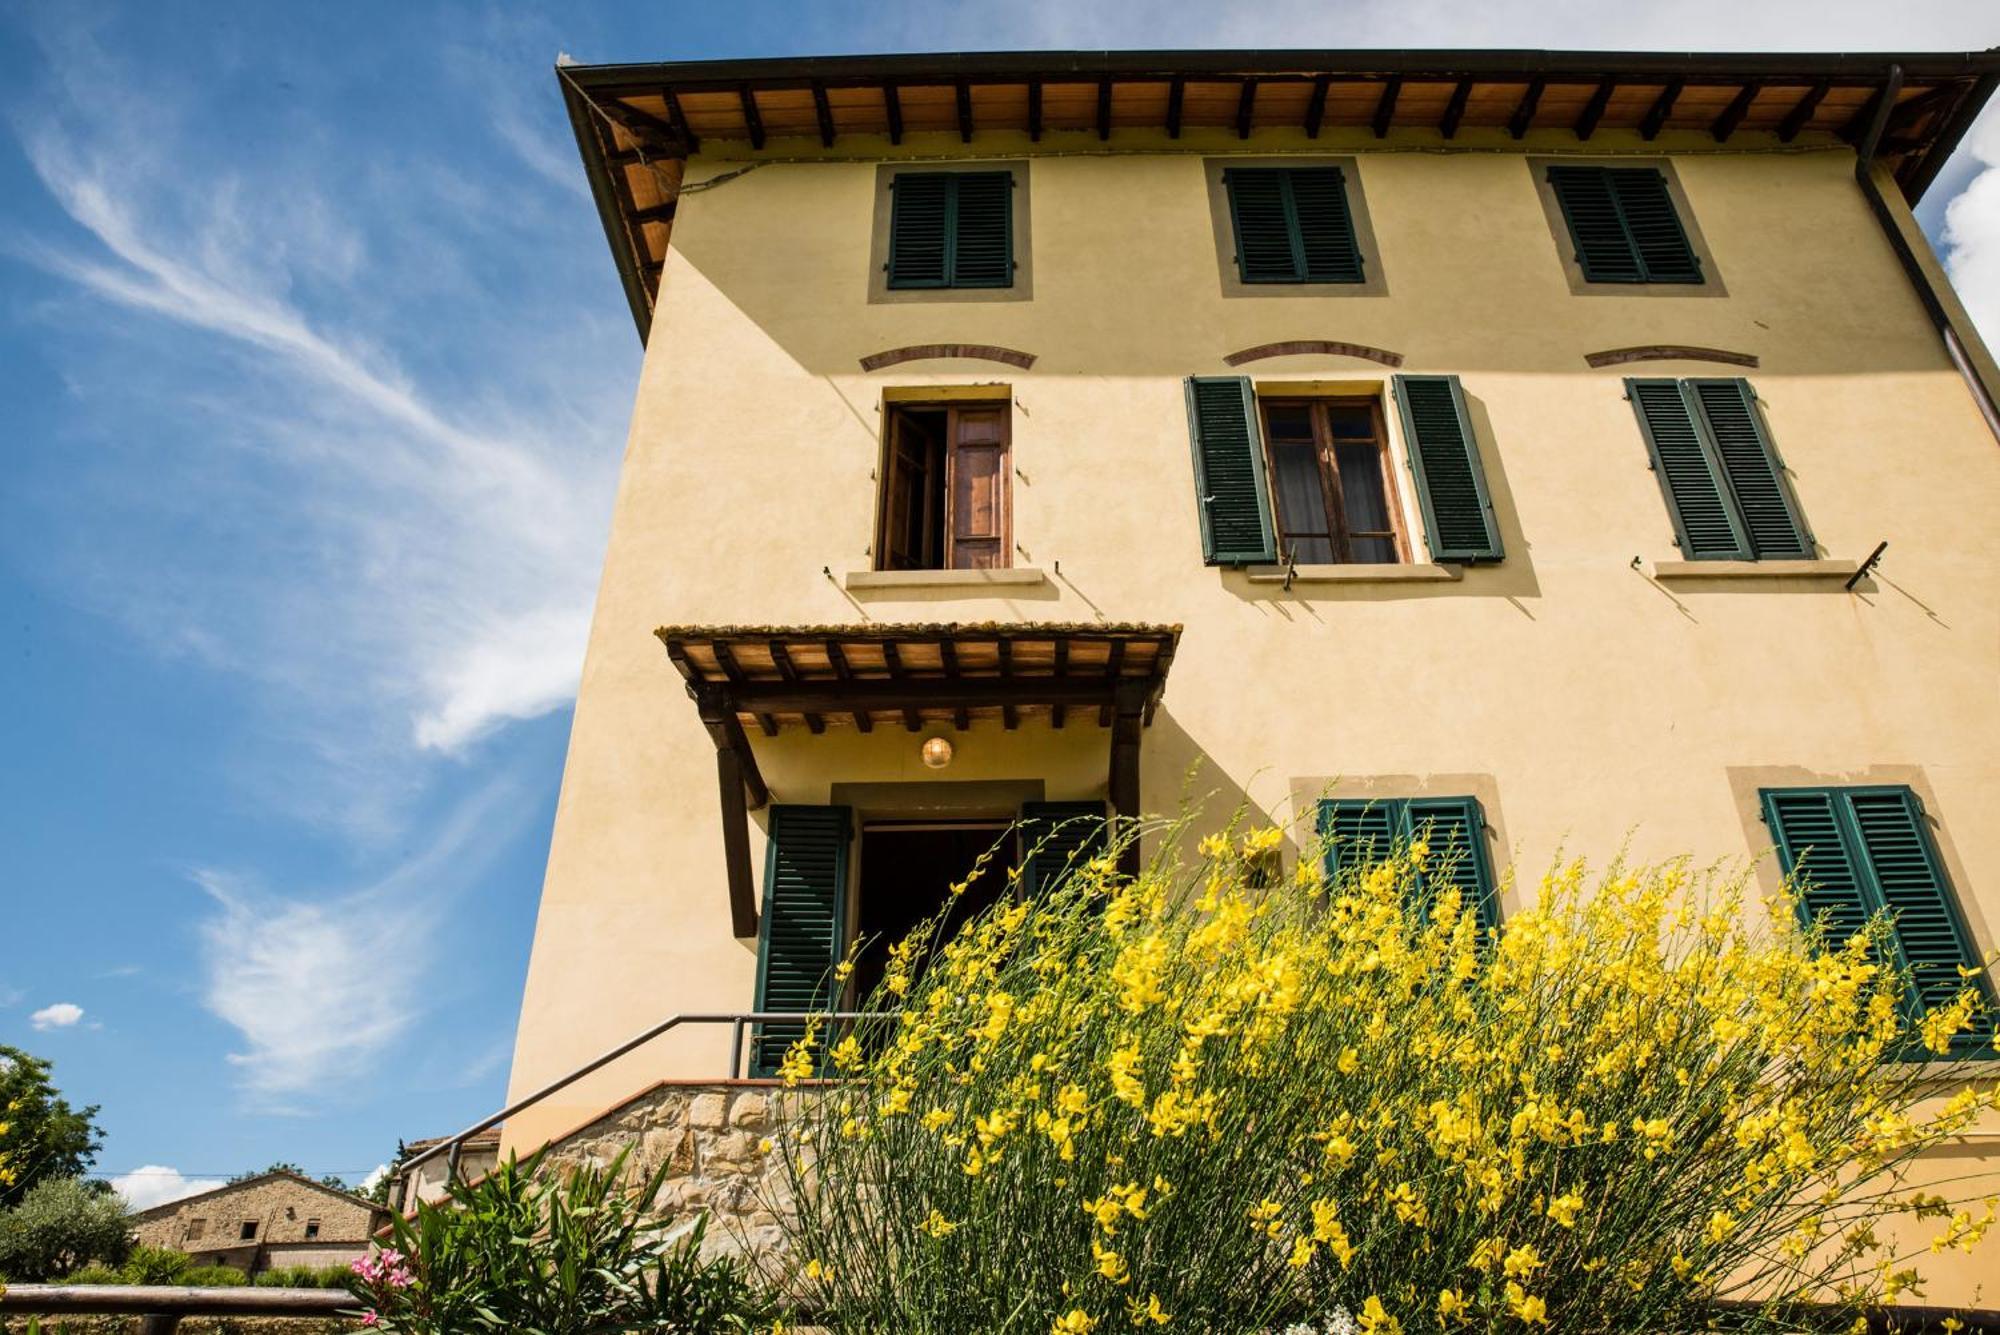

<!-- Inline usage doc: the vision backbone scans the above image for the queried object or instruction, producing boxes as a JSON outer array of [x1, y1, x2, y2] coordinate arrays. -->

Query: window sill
[[844, 567, 1049, 591], [1245, 563, 1461, 584], [1647, 558, 1858, 582]]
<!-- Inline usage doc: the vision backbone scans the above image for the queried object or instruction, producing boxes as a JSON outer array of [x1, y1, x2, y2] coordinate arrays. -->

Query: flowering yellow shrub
[[764, 815, 1998, 1333]]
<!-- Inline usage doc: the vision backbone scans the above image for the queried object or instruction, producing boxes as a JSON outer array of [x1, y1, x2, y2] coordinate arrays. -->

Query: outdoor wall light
[[920, 736, 954, 769]]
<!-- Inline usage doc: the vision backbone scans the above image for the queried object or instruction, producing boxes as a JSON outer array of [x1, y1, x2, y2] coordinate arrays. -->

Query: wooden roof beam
[[1167, 76, 1185, 138], [1029, 78, 1044, 142], [660, 88, 699, 152], [1640, 77, 1684, 140], [883, 82, 903, 144], [1097, 76, 1112, 141], [812, 80, 835, 147], [1574, 77, 1614, 139], [1304, 74, 1329, 138], [956, 77, 974, 143], [1508, 75, 1546, 140], [737, 84, 766, 150], [1441, 78, 1472, 139], [1372, 77, 1400, 138], [1778, 79, 1830, 142], [1839, 84, 1888, 142], [1711, 81, 1759, 141], [1237, 78, 1258, 140]]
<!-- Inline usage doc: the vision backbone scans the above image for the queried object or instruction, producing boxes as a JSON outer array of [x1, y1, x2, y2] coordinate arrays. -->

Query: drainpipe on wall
[[1854, 63, 2000, 444]]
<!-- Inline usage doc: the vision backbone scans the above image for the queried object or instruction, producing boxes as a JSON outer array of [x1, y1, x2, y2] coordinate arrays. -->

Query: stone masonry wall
[[535, 1081, 812, 1268]]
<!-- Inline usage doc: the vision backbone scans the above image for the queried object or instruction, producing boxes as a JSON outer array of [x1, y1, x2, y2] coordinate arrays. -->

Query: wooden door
[[945, 406, 1010, 569]]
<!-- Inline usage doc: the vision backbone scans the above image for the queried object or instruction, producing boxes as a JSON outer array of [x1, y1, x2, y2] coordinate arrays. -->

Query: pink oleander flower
[[361, 1312, 380, 1327]]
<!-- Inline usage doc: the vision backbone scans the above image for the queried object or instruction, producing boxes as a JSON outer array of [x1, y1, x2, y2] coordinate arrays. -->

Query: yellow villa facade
[[507, 48, 2000, 1293]]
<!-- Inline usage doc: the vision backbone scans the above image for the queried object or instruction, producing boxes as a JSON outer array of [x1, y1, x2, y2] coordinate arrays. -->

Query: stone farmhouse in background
[[127, 1170, 390, 1275]]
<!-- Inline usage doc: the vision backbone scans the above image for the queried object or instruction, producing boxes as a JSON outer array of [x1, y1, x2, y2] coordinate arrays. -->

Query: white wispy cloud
[[29, 1002, 85, 1031], [111, 1165, 227, 1213], [195, 767, 538, 1106], [1943, 107, 2000, 340]]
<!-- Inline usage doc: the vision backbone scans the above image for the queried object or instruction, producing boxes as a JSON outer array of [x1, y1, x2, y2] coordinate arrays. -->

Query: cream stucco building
[[497, 46, 2000, 1296]]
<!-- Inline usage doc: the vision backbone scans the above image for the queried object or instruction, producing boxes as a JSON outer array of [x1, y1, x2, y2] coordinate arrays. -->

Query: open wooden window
[[877, 401, 1011, 570], [1258, 397, 1404, 565]]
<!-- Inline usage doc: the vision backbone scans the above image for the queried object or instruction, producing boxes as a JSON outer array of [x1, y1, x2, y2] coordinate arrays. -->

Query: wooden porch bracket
[[1108, 680, 1149, 876]]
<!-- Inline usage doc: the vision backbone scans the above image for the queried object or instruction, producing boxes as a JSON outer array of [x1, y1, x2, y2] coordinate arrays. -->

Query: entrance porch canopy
[[658, 621, 1181, 935]]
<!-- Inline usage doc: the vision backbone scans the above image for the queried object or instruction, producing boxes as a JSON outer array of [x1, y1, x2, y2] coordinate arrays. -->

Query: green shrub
[[0, 1177, 132, 1281], [61, 1262, 125, 1285], [345, 1151, 773, 1332], [252, 1263, 354, 1288], [121, 1244, 190, 1284], [182, 1262, 250, 1286]]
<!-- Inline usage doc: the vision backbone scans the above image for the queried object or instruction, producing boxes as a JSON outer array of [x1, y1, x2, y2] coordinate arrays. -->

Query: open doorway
[[851, 821, 1013, 1002]]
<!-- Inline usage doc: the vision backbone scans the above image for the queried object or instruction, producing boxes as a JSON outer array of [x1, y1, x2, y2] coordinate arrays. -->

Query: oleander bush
[[765, 812, 1999, 1334], [345, 1149, 773, 1332]]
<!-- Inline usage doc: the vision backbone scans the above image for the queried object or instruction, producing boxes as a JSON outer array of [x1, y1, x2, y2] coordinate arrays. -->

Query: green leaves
[[349, 1149, 771, 1333]]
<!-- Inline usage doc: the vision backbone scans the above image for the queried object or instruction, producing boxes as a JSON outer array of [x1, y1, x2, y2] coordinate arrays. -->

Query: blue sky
[[3, 1, 1998, 1208]]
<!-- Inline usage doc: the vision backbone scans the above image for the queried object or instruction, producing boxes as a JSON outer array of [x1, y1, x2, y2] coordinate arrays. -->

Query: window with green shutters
[[1316, 797, 1500, 932], [1626, 378, 1813, 560], [886, 171, 1014, 289], [1762, 786, 1995, 1060], [1018, 801, 1109, 898], [1391, 375, 1504, 564], [1546, 165, 1702, 284], [1223, 166, 1365, 284], [1183, 376, 1279, 565], [751, 805, 852, 1077]]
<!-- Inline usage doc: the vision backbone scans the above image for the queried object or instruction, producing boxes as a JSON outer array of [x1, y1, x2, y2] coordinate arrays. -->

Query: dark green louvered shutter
[[1547, 166, 1700, 284], [1764, 786, 1994, 1059], [1405, 797, 1500, 933], [1687, 380, 1811, 558], [1629, 378, 1812, 561], [1319, 797, 1499, 931], [1763, 789, 1874, 944], [1847, 789, 1993, 1055], [1184, 376, 1278, 565], [1224, 167, 1364, 284], [1318, 798, 1399, 884], [1019, 801, 1109, 898], [1392, 375, 1503, 563], [887, 171, 1013, 290], [751, 805, 851, 1076], [1628, 379, 1753, 559]]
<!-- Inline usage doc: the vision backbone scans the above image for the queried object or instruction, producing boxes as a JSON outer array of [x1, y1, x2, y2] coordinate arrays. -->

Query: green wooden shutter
[[886, 174, 952, 289], [1392, 375, 1504, 563], [1317, 798, 1401, 884], [1405, 797, 1500, 932], [1225, 167, 1363, 285], [1764, 786, 1995, 1059], [1184, 376, 1278, 565], [1019, 801, 1109, 898], [1687, 380, 1812, 559], [887, 172, 1013, 290], [1763, 788, 1875, 944], [1845, 789, 1994, 1055], [1606, 169, 1702, 284], [1627, 378, 1753, 559], [1548, 166, 1699, 285], [751, 805, 851, 1076], [946, 171, 1014, 288]]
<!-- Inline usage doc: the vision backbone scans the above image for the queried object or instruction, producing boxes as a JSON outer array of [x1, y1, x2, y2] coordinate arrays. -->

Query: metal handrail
[[0, 1284, 354, 1334], [395, 1010, 891, 1198]]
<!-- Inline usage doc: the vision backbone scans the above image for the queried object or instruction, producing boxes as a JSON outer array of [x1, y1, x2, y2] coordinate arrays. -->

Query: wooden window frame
[[874, 399, 1013, 572], [1256, 396, 1407, 565]]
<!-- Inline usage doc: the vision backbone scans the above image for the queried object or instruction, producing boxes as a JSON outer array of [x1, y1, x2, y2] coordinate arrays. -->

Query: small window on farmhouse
[[240, 1221, 258, 1241], [877, 401, 1011, 570], [1223, 166, 1364, 284], [305, 1219, 321, 1240], [186, 1218, 207, 1242], [1259, 398, 1403, 565], [1546, 165, 1701, 285], [886, 172, 1014, 289]]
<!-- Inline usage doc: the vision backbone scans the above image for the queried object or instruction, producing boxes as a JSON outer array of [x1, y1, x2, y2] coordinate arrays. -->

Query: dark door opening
[[852, 823, 1012, 1002]]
